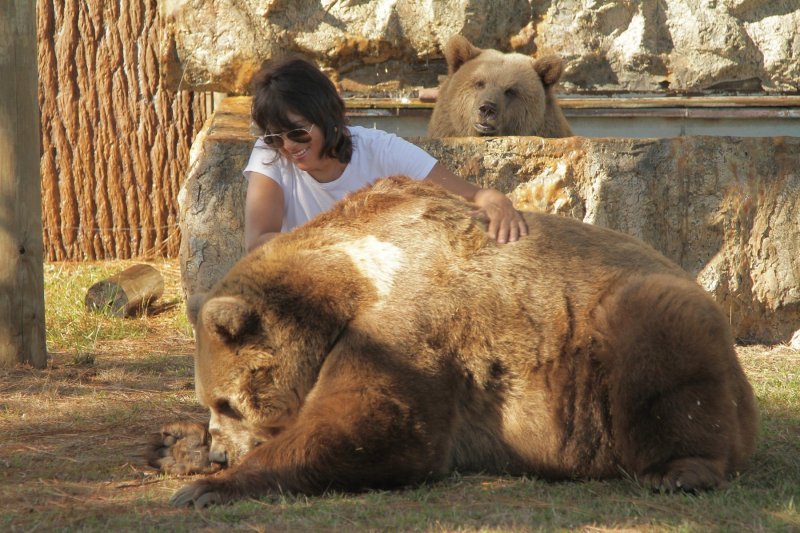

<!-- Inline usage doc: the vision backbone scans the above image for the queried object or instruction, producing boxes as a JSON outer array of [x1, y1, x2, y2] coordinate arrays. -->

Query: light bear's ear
[[200, 296, 261, 344], [533, 55, 565, 88], [444, 35, 482, 74]]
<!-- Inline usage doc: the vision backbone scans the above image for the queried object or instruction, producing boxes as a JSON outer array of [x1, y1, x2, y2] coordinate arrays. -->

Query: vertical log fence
[[38, 0, 209, 260]]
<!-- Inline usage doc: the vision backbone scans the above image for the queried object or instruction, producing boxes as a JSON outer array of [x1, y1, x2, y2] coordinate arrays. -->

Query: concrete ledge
[[179, 97, 800, 343]]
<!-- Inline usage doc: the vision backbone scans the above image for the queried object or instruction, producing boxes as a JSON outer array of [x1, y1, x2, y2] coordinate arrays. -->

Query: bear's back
[[285, 177, 690, 299]]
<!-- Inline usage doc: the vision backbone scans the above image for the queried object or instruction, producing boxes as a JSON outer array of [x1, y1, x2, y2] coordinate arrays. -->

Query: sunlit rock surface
[[159, 0, 800, 94]]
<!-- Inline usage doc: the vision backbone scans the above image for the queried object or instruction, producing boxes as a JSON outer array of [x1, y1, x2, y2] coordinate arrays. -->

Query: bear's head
[[185, 247, 370, 466], [437, 35, 568, 137], [184, 177, 491, 467]]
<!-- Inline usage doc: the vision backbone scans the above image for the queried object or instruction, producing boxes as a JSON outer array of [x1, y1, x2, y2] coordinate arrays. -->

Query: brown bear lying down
[[150, 177, 757, 508]]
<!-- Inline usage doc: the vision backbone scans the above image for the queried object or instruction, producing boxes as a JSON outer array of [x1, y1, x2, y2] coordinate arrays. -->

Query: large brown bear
[[152, 177, 757, 508], [428, 35, 573, 138]]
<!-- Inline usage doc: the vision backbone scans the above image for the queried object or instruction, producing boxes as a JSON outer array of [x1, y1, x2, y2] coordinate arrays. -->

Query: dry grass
[[1, 259, 798, 532]]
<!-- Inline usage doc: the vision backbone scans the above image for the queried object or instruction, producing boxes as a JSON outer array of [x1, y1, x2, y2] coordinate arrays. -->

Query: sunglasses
[[261, 124, 315, 148]]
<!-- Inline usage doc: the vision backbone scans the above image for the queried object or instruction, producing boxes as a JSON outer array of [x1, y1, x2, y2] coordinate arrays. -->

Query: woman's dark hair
[[251, 57, 352, 163]]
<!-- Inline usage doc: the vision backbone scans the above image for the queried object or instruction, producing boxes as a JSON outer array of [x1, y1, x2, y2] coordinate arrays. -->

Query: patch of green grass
[[43, 261, 191, 355], [45, 263, 142, 351]]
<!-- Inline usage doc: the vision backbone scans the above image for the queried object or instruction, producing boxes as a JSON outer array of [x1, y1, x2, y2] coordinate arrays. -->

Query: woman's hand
[[472, 188, 528, 244], [424, 162, 528, 244]]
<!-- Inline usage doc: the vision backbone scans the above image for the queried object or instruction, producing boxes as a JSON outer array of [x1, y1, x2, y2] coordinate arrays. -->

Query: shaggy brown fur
[[156, 177, 757, 508], [428, 35, 573, 138]]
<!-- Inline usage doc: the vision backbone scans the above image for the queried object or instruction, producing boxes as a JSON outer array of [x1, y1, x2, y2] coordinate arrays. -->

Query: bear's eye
[[214, 399, 243, 420], [474, 80, 485, 89], [504, 87, 517, 98]]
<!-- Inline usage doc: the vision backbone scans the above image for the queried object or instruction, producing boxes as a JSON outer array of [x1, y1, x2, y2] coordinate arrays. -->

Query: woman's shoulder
[[348, 125, 406, 152], [348, 125, 385, 141]]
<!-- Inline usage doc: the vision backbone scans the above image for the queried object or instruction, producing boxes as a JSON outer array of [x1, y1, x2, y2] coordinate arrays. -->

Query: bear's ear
[[444, 35, 482, 75], [186, 292, 207, 326], [533, 55, 565, 88], [201, 296, 261, 344]]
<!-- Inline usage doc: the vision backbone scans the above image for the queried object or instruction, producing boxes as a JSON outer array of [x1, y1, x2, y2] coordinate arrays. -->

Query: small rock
[[790, 329, 800, 350]]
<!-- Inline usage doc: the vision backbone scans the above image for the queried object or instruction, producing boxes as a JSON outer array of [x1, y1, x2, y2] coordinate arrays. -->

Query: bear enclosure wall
[[38, 0, 208, 260]]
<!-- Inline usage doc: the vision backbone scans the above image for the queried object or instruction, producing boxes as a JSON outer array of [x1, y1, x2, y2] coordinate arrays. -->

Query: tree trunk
[[0, 1, 47, 368], [38, 0, 209, 260]]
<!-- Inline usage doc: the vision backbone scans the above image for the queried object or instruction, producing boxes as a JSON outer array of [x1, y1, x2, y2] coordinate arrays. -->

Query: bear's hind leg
[[617, 375, 736, 492], [597, 275, 754, 492]]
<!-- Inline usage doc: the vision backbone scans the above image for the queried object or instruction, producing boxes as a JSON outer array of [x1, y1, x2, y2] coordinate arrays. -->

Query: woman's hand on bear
[[472, 188, 528, 244], [423, 163, 527, 244]]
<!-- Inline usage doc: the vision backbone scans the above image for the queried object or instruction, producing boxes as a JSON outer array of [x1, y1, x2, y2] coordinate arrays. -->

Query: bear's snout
[[479, 101, 497, 120], [474, 100, 499, 134], [208, 442, 228, 466]]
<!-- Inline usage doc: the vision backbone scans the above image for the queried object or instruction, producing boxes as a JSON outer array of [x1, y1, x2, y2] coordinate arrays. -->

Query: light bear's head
[[440, 35, 567, 137]]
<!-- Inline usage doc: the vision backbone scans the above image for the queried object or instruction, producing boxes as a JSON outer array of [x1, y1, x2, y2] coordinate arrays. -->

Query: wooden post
[[0, 1, 47, 368]]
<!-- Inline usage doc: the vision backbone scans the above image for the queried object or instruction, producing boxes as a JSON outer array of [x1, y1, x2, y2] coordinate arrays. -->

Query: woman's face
[[274, 111, 329, 173]]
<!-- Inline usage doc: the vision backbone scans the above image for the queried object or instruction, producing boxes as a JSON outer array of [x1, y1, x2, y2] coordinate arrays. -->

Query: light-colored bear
[[428, 35, 573, 138]]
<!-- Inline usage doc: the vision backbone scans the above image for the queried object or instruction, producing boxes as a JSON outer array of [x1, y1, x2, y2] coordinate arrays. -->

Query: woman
[[244, 57, 527, 252]]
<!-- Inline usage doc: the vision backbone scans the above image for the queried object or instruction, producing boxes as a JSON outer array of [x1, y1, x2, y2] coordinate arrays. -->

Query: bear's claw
[[170, 481, 225, 509], [146, 421, 221, 475], [640, 457, 728, 493]]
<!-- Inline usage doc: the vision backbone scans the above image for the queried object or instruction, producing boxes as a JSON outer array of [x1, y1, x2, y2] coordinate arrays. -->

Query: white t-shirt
[[243, 126, 437, 231]]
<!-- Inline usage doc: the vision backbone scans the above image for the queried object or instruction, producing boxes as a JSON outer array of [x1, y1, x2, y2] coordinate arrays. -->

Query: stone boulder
[[179, 97, 800, 344], [158, 0, 800, 94]]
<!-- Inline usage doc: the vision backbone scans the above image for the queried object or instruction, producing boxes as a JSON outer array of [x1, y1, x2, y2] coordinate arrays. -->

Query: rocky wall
[[158, 0, 800, 94]]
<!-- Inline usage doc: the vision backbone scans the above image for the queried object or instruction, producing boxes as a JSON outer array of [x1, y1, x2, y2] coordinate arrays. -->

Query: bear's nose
[[479, 101, 497, 119], [208, 446, 228, 466]]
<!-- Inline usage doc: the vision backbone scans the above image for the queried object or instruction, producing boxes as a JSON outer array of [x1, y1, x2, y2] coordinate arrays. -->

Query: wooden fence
[[38, 0, 209, 260]]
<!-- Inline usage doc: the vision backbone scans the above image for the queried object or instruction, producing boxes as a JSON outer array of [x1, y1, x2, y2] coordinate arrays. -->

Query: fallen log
[[84, 264, 164, 317]]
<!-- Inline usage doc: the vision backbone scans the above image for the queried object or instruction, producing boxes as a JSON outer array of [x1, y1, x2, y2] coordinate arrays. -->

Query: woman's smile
[[278, 111, 346, 182], [287, 146, 310, 161]]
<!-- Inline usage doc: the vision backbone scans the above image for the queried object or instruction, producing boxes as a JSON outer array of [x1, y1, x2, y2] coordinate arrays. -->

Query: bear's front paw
[[147, 421, 221, 475], [170, 480, 227, 509]]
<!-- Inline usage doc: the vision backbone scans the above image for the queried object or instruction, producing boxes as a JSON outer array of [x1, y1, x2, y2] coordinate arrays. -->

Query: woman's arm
[[424, 162, 528, 243], [244, 173, 285, 252]]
